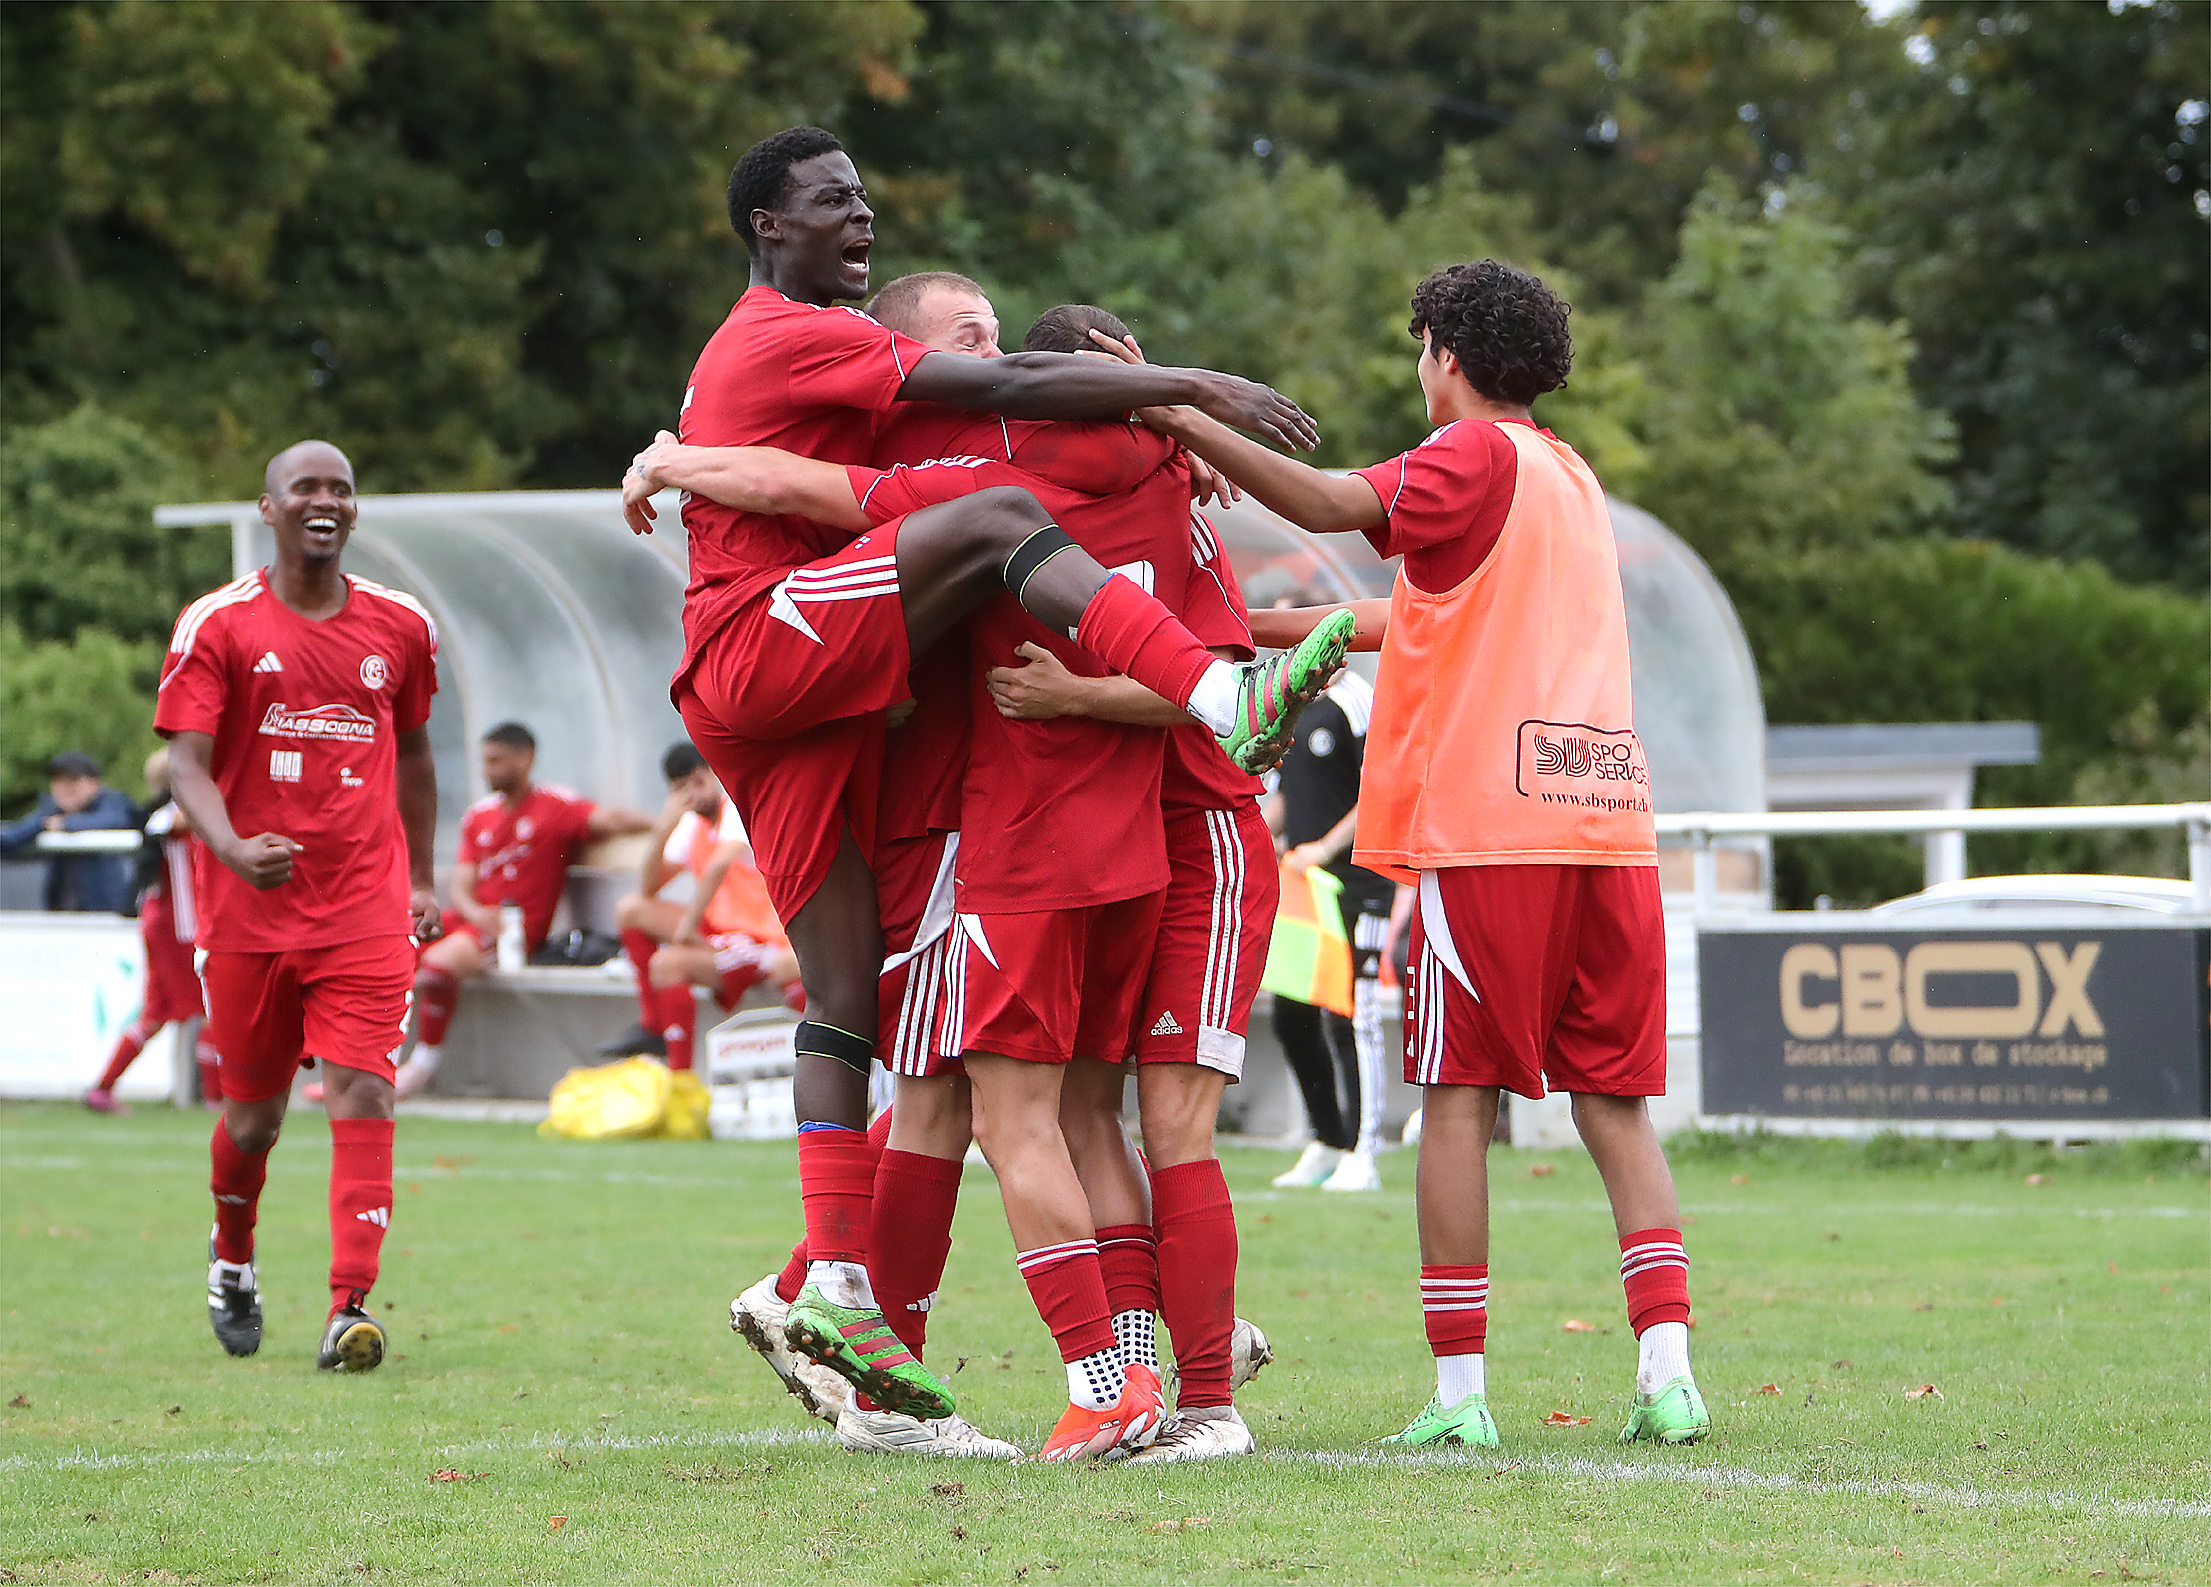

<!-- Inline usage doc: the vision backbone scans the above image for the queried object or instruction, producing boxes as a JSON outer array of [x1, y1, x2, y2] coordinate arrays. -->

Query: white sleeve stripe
[[166, 574, 262, 662], [347, 575, 440, 649]]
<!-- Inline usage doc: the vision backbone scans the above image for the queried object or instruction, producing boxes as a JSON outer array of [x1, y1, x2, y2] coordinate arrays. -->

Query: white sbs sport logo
[[360, 654, 388, 689]]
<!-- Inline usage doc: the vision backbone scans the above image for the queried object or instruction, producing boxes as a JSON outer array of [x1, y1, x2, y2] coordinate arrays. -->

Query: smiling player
[[158, 439, 440, 1374]]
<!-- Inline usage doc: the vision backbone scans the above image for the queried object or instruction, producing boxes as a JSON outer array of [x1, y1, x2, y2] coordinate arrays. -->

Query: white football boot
[[1124, 1406, 1256, 1464], [730, 1272, 850, 1421], [834, 1405, 1023, 1458], [1271, 1141, 1342, 1188], [1400, 1108, 1424, 1146], [1319, 1149, 1381, 1192]]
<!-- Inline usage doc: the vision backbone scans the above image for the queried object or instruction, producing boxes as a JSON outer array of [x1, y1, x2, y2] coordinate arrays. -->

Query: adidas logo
[[355, 1207, 390, 1228], [1150, 1011, 1184, 1036], [252, 651, 284, 673]]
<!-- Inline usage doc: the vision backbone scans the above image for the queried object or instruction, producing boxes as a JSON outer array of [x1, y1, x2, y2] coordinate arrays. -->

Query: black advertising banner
[[1698, 920, 2211, 1120]]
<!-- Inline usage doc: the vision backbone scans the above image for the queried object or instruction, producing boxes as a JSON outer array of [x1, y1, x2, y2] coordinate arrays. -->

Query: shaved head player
[[158, 439, 441, 1374]]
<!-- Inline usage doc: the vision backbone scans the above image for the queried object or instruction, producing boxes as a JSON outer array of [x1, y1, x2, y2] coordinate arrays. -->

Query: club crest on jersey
[[360, 654, 389, 689], [258, 702, 377, 742]]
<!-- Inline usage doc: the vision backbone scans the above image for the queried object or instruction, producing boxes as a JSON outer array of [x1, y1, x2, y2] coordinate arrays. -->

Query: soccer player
[[656, 124, 1351, 1422], [1266, 665, 1394, 1193], [603, 742, 800, 1071], [1136, 261, 1709, 1448], [83, 748, 221, 1115], [157, 438, 439, 1374], [305, 722, 652, 1103]]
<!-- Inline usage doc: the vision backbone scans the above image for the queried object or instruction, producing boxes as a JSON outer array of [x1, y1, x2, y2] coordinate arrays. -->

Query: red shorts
[[1404, 864, 1665, 1099], [675, 525, 913, 923], [709, 931, 782, 1009], [140, 891, 205, 1026], [1134, 802, 1277, 1080], [201, 936, 417, 1103], [894, 895, 1163, 1070]]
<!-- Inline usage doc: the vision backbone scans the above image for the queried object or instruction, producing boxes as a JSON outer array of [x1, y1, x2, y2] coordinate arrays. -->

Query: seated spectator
[[600, 742, 801, 1071], [0, 750, 139, 912], [83, 748, 222, 1115], [311, 722, 650, 1102]]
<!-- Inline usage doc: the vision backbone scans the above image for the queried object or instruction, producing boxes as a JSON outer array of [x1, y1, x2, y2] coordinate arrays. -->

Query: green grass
[[2, 1103, 2206, 1586]]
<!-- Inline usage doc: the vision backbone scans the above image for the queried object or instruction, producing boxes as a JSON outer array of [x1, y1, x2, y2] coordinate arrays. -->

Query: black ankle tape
[[1001, 524, 1078, 604], [792, 1020, 874, 1075]]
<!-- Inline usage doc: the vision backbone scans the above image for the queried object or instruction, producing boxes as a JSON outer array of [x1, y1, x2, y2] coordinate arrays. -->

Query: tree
[[1839, 0, 2211, 587]]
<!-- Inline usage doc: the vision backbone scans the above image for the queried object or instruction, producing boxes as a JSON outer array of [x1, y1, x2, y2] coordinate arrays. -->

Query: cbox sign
[[1698, 919, 2211, 1120]]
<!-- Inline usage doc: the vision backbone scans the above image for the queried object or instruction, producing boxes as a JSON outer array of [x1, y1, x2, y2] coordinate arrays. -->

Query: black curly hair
[[726, 126, 844, 254], [1407, 261, 1572, 406], [1022, 303, 1132, 355]]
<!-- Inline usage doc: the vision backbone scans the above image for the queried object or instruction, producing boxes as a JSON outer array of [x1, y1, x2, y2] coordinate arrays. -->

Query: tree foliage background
[[2, 0, 2205, 901]]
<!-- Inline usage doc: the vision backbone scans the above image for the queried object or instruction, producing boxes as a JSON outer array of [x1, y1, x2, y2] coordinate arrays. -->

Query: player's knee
[[646, 948, 686, 990], [967, 486, 1052, 552]]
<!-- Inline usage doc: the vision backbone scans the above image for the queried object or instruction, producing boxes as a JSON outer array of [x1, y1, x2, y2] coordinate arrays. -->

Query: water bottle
[[497, 904, 526, 971]]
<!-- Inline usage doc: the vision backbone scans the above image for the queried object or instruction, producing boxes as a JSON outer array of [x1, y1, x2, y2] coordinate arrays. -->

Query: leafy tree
[[0, 622, 167, 814], [1839, 0, 2211, 587]]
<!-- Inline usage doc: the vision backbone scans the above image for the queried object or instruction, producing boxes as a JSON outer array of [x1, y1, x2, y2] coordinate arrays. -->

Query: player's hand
[[223, 832, 302, 890], [671, 914, 704, 948], [463, 903, 500, 938], [885, 696, 917, 730], [1283, 841, 1328, 877], [622, 430, 681, 536], [411, 888, 444, 940], [1190, 371, 1320, 453], [1185, 451, 1241, 508], [987, 642, 1082, 720]]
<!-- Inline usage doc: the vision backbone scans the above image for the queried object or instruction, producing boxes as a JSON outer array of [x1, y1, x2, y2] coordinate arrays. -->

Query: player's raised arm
[[1248, 599, 1391, 654], [986, 640, 1217, 727], [898, 350, 1320, 454], [623, 433, 868, 535], [395, 725, 440, 940], [166, 730, 300, 891]]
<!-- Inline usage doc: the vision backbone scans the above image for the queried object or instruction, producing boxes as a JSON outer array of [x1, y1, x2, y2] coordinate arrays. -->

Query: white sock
[[1184, 660, 1242, 737], [405, 1043, 442, 1076], [1068, 1345, 1126, 1412], [1436, 1352, 1486, 1404], [1113, 1308, 1157, 1370], [806, 1258, 875, 1310], [1636, 1321, 1692, 1395]]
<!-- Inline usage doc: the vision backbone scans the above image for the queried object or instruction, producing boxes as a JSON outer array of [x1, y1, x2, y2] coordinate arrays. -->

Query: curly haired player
[[1151, 260, 1709, 1450]]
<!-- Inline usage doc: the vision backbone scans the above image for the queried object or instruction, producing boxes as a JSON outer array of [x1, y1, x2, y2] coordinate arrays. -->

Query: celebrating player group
[[156, 123, 1706, 1462]]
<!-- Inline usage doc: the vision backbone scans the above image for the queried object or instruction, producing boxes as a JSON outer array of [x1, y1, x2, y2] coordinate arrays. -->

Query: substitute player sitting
[[385, 721, 648, 1099], [158, 438, 439, 1375], [1143, 261, 1709, 1449]]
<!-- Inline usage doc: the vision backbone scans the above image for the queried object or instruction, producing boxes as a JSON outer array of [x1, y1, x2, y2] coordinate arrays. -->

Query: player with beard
[[661, 125, 1352, 1423], [157, 440, 439, 1373]]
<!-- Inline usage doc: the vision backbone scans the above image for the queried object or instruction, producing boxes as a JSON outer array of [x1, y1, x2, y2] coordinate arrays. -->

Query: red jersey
[[154, 570, 438, 953], [674, 286, 935, 686], [458, 784, 597, 946], [852, 430, 1194, 913], [1352, 418, 1527, 594], [1159, 511, 1264, 815]]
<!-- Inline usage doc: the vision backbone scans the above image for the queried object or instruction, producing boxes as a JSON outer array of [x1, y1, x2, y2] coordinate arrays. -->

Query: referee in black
[[1267, 666, 1395, 1191]]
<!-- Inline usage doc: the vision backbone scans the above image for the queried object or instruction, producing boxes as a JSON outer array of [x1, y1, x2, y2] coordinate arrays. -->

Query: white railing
[[1656, 802, 2211, 914]]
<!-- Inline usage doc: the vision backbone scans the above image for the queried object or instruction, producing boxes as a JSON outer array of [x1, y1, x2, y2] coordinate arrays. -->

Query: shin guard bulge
[[867, 1149, 963, 1356], [1619, 1228, 1690, 1333], [1420, 1263, 1489, 1356], [794, 1125, 877, 1266], [326, 1116, 395, 1309], [1073, 574, 1219, 712], [209, 1118, 270, 1263], [1151, 1160, 1238, 1408]]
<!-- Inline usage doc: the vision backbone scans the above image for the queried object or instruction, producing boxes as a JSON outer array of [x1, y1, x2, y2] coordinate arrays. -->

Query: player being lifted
[[1149, 262, 1709, 1448], [157, 440, 440, 1374], [657, 125, 1351, 1420]]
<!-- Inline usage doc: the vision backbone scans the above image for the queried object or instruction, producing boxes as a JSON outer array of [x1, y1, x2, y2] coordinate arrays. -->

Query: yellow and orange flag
[[1261, 860, 1353, 1018]]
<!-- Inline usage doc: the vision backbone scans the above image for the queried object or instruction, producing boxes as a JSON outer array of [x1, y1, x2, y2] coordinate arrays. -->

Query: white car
[[1870, 874, 2197, 920]]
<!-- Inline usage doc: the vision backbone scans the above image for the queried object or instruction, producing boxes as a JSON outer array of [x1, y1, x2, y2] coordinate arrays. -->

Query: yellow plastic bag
[[538, 1056, 675, 1141], [662, 1068, 712, 1140]]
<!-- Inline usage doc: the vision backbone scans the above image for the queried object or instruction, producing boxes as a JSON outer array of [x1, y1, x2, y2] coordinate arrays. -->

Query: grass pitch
[[2, 1103, 2206, 1586]]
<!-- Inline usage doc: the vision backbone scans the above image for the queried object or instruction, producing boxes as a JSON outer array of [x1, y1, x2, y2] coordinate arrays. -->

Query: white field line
[[4, 1427, 2205, 1520], [10, 1154, 2201, 1220]]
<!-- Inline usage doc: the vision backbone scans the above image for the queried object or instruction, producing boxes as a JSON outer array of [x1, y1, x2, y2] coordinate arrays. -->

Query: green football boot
[[1618, 1376, 1710, 1445], [1382, 1391, 1501, 1450], [783, 1284, 956, 1422], [1219, 608, 1358, 773]]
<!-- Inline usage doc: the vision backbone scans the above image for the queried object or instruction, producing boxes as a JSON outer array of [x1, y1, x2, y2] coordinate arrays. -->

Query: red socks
[[1151, 1159, 1237, 1407], [1420, 1263, 1489, 1356], [867, 1149, 963, 1356], [1096, 1223, 1160, 1319], [663, 992, 698, 1071], [1074, 573, 1218, 711], [328, 1116, 394, 1311], [413, 965, 461, 1049], [773, 1241, 809, 1305], [1016, 1238, 1117, 1363], [1620, 1228, 1691, 1334], [97, 1018, 155, 1090], [795, 1125, 877, 1265], [209, 1118, 268, 1263]]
